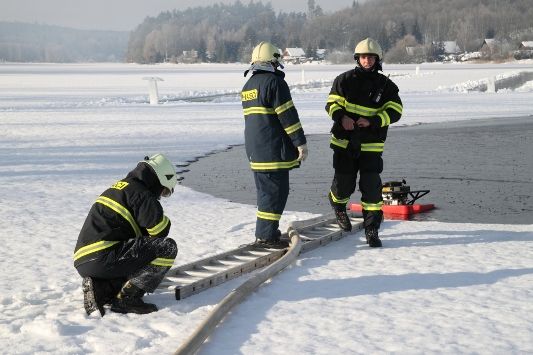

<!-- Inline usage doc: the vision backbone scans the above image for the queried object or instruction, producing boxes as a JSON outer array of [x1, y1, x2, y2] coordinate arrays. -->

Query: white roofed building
[[519, 41, 533, 49], [283, 47, 306, 63]]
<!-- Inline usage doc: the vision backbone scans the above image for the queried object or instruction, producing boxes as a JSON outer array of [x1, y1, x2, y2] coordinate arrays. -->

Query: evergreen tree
[[412, 19, 423, 43]]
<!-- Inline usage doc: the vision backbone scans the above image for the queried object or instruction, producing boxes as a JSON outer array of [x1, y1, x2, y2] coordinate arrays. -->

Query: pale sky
[[0, 0, 357, 32]]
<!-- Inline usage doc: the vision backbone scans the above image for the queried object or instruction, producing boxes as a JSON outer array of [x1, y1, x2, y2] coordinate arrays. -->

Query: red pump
[[350, 180, 434, 219]]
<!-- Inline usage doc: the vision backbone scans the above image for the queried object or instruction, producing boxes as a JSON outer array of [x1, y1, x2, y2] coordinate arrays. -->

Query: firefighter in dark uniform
[[241, 41, 308, 247], [325, 38, 403, 247], [74, 154, 178, 315]]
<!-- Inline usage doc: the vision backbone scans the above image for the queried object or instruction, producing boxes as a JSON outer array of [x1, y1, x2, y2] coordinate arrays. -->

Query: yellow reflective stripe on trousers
[[361, 143, 384, 152], [257, 211, 281, 221], [284, 122, 302, 135], [361, 201, 383, 211], [330, 134, 349, 149], [243, 106, 276, 116], [330, 190, 349, 204], [275, 100, 294, 115], [96, 196, 142, 237], [147, 215, 170, 237], [250, 160, 300, 170], [73, 240, 121, 261], [150, 257, 175, 267]]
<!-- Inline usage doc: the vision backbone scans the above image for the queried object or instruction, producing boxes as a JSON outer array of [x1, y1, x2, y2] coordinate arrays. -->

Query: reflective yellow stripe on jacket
[[284, 122, 302, 135], [330, 134, 349, 149], [383, 101, 403, 114], [147, 215, 170, 237], [327, 95, 403, 119], [73, 240, 120, 261], [361, 143, 384, 152], [275, 100, 294, 115], [327, 94, 346, 107], [243, 106, 276, 116], [378, 111, 391, 127], [250, 160, 300, 170], [95, 196, 142, 237]]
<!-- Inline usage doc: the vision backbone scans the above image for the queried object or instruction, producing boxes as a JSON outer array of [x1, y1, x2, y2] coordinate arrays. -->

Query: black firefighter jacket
[[241, 70, 306, 172], [325, 67, 403, 155], [74, 163, 171, 267]]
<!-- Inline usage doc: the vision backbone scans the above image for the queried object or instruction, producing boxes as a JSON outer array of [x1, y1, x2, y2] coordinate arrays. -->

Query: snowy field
[[1, 61, 532, 354]]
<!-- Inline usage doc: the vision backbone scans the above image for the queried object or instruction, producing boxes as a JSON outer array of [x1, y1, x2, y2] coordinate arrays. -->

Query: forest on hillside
[[126, 0, 533, 64], [0, 22, 128, 62], [2, 0, 532, 63]]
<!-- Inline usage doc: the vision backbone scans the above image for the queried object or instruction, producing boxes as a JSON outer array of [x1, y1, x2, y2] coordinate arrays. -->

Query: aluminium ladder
[[159, 211, 363, 300]]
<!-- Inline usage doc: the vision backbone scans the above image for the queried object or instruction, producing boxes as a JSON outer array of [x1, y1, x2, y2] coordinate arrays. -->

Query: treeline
[[126, 0, 533, 63], [0, 22, 128, 62]]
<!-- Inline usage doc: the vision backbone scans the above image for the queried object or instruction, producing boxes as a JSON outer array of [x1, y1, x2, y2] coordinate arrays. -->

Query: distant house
[[405, 46, 425, 57], [518, 41, 533, 50], [283, 47, 306, 63], [442, 41, 461, 54], [515, 41, 533, 59], [480, 39, 502, 56], [180, 49, 198, 63], [481, 38, 513, 58]]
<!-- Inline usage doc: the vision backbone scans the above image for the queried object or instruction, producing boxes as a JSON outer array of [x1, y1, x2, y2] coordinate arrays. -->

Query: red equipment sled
[[349, 180, 434, 219]]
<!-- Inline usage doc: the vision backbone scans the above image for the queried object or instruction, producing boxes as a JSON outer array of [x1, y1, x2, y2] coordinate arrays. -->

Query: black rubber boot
[[333, 208, 352, 232], [82, 277, 106, 316], [329, 193, 352, 232], [110, 281, 158, 314], [365, 227, 382, 247], [255, 239, 289, 249]]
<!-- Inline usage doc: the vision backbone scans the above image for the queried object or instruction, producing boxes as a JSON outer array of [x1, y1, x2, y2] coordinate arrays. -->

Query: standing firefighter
[[326, 38, 403, 247], [241, 41, 308, 247], [74, 154, 178, 315]]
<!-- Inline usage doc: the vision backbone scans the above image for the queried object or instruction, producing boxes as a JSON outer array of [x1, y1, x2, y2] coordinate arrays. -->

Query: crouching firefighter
[[325, 38, 403, 247], [74, 154, 178, 316], [242, 41, 308, 248]]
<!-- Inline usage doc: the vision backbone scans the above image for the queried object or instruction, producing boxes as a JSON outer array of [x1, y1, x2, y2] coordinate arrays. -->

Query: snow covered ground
[[0, 61, 532, 354]]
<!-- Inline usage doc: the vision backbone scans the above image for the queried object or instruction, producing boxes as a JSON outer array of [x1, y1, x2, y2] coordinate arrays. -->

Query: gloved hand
[[297, 144, 308, 162]]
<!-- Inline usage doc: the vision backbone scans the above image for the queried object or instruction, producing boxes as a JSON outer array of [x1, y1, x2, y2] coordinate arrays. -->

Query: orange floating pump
[[350, 179, 434, 219]]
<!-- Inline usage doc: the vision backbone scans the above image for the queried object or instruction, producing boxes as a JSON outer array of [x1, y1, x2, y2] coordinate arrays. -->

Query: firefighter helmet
[[251, 41, 282, 65], [142, 154, 177, 194], [354, 38, 383, 60]]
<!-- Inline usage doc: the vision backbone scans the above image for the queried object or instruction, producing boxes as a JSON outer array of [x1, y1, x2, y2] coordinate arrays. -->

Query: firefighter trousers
[[330, 150, 384, 229], [253, 170, 289, 240], [76, 236, 177, 293]]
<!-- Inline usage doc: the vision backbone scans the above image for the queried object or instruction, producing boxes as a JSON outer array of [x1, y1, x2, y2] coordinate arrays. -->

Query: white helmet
[[251, 41, 283, 66], [354, 38, 383, 60], [142, 154, 177, 195]]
